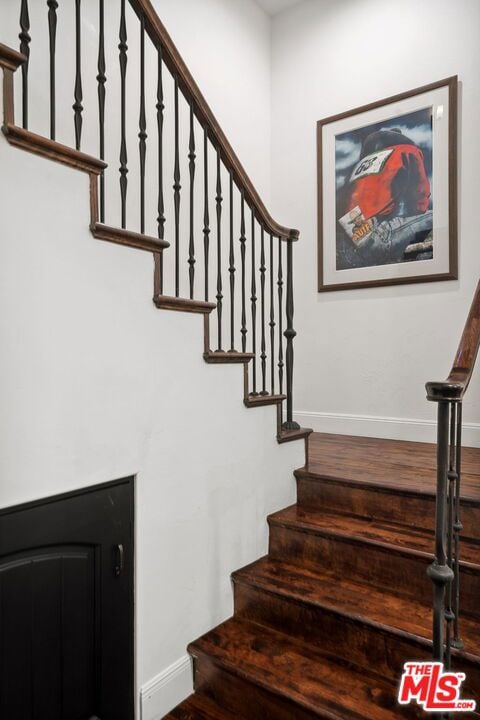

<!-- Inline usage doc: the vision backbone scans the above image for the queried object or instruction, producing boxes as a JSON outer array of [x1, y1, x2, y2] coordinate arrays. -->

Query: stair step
[[92, 223, 169, 253], [277, 426, 313, 444], [165, 693, 241, 720], [296, 468, 480, 541], [305, 433, 480, 500], [244, 393, 286, 408], [153, 295, 217, 314], [2, 123, 106, 175], [268, 506, 480, 614], [232, 557, 480, 695], [188, 617, 421, 719], [203, 352, 255, 364]]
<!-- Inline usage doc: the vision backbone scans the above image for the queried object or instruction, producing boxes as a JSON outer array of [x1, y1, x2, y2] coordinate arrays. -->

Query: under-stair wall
[[0, 2, 304, 718]]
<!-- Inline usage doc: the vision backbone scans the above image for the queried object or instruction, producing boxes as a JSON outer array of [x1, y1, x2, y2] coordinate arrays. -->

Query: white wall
[[271, 0, 480, 442], [0, 2, 304, 718]]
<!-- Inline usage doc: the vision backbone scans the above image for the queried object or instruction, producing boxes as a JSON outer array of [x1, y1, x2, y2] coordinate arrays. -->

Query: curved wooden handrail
[[128, 0, 299, 242], [426, 280, 480, 401]]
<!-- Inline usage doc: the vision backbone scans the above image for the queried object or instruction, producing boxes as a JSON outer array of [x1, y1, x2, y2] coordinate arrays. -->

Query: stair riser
[[268, 523, 480, 616], [297, 476, 480, 541], [233, 581, 480, 696], [193, 654, 322, 720]]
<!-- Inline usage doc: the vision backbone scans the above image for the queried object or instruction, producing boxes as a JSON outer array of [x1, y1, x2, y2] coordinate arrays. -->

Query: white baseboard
[[141, 655, 193, 720], [294, 410, 480, 448]]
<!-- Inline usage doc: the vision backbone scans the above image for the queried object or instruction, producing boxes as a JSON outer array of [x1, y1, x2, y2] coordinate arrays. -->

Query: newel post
[[283, 234, 300, 431]]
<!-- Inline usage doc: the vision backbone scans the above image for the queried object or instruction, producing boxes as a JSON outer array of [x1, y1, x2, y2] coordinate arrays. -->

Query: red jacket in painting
[[347, 144, 431, 221]]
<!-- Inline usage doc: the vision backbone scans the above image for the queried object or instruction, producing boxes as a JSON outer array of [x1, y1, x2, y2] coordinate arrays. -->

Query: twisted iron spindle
[[188, 103, 196, 299], [269, 234, 276, 396], [259, 228, 267, 395], [277, 239, 284, 395], [203, 128, 210, 302], [73, 0, 84, 150], [118, 0, 128, 228], [19, 0, 30, 129], [97, 0, 106, 222], [283, 240, 300, 430], [240, 194, 247, 353], [228, 172, 236, 352], [250, 210, 258, 395], [173, 77, 181, 297], [47, 0, 58, 140], [138, 15, 147, 234], [427, 400, 455, 663], [215, 148, 223, 351]]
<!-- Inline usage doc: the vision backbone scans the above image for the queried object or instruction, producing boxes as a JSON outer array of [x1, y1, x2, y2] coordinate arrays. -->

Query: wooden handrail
[[128, 0, 299, 242], [426, 280, 480, 401]]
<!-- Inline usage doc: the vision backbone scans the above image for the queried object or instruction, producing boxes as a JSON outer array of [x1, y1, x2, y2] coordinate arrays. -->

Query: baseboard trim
[[293, 410, 480, 448], [141, 655, 193, 720]]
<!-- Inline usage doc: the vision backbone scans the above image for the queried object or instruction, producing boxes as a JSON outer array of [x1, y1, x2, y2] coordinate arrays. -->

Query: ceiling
[[255, 0, 305, 16]]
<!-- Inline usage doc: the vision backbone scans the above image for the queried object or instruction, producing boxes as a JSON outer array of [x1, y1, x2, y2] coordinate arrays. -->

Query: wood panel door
[[0, 478, 134, 720]]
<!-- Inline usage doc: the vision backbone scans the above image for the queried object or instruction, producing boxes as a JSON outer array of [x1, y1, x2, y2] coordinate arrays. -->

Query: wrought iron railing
[[426, 280, 480, 680], [3, 0, 300, 430]]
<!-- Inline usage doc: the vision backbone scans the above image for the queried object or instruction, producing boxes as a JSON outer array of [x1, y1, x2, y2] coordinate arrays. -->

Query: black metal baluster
[[203, 128, 210, 302], [97, 0, 106, 222], [452, 402, 464, 650], [215, 148, 223, 351], [47, 0, 58, 140], [73, 0, 83, 150], [269, 234, 275, 395], [260, 228, 267, 395], [188, 102, 196, 298], [277, 238, 284, 394], [156, 47, 165, 240], [228, 172, 236, 352], [19, 0, 30, 129], [138, 15, 147, 234], [118, 0, 128, 228], [427, 400, 455, 663], [283, 240, 300, 430], [173, 77, 181, 297], [445, 402, 457, 670], [250, 210, 258, 395], [240, 193, 247, 353]]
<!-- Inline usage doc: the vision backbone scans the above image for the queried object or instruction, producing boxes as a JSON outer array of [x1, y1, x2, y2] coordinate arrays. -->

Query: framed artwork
[[317, 77, 458, 292]]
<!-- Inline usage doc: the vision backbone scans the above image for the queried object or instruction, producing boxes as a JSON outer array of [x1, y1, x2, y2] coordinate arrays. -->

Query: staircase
[[166, 433, 480, 719]]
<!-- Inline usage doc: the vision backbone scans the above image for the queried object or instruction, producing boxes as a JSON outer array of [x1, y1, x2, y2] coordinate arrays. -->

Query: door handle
[[114, 543, 124, 577]]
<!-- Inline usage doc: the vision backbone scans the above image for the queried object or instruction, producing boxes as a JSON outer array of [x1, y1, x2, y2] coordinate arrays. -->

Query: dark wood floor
[[307, 432, 480, 500]]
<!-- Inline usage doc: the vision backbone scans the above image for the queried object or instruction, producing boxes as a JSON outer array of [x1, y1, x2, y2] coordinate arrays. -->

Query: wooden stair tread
[[277, 426, 313, 444], [188, 617, 420, 719], [306, 433, 480, 502], [204, 352, 255, 364], [2, 123, 107, 175], [165, 694, 241, 720], [268, 505, 480, 567], [153, 295, 217, 314], [233, 557, 480, 660], [92, 223, 169, 253], [244, 393, 286, 407]]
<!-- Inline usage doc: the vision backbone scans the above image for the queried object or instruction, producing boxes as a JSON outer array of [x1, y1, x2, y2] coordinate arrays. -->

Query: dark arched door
[[0, 478, 134, 720]]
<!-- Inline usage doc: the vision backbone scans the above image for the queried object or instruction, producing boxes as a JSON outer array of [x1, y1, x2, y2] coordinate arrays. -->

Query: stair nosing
[[295, 467, 480, 506], [188, 618, 401, 720], [231, 561, 480, 665], [267, 506, 480, 571]]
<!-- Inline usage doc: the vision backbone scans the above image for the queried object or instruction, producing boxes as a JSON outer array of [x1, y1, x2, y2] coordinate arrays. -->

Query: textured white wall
[[271, 0, 480, 440], [0, 1, 303, 717]]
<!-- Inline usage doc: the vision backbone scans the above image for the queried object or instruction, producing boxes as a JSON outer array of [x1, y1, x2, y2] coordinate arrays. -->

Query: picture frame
[[317, 77, 458, 292]]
